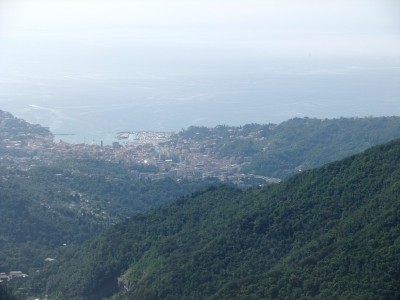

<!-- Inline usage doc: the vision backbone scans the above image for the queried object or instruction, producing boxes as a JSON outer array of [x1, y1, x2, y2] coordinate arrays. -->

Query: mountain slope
[[0, 159, 219, 274], [179, 116, 400, 178], [0, 110, 52, 140], [0, 284, 19, 300], [42, 139, 400, 299]]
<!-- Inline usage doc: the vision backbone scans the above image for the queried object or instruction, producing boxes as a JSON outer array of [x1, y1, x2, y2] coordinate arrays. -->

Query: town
[[0, 110, 280, 187]]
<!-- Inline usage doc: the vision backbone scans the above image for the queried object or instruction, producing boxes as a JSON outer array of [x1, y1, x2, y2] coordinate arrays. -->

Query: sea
[[1, 61, 399, 145]]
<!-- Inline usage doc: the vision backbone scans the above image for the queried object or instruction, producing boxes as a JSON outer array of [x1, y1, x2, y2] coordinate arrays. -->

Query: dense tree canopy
[[180, 116, 400, 178], [41, 139, 400, 299], [0, 159, 220, 273]]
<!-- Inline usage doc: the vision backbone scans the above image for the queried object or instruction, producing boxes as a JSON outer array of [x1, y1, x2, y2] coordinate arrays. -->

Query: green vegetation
[[41, 139, 400, 299], [2, 110, 400, 298], [0, 284, 19, 300], [0, 159, 220, 274], [0, 110, 51, 139], [180, 116, 400, 178]]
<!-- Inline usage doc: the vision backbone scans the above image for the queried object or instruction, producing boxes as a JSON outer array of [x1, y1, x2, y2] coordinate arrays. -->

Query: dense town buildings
[[0, 110, 278, 187]]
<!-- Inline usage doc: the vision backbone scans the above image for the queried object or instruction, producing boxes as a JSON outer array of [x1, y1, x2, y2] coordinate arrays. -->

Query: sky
[[0, 0, 399, 143]]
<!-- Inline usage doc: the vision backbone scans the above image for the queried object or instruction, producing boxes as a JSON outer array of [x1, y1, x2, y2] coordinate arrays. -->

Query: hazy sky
[[0, 0, 399, 142], [1, 0, 399, 56]]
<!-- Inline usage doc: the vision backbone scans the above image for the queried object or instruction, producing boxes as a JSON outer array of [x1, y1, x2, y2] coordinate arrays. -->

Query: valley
[[1, 110, 400, 299]]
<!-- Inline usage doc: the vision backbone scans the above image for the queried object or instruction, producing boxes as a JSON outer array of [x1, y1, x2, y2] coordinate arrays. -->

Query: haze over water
[[0, 0, 399, 144]]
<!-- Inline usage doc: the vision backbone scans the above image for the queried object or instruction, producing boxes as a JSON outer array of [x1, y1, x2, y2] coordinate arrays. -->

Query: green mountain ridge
[[0, 110, 52, 140], [179, 116, 400, 178], [41, 139, 400, 299], [3, 109, 400, 181], [1, 110, 400, 298]]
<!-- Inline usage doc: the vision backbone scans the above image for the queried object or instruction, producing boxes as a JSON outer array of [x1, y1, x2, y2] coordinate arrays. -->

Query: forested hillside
[[0, 110, 52, 141], [41, 139, 400, 299], [0, 284, 18, 300], [179, 116, 400, 178], [2, 110, 400, 299], [0, 159, 219, 273]]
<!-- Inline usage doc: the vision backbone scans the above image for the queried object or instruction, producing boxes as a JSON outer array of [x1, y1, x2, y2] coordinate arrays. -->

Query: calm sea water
[[1, 63, 399, 145]]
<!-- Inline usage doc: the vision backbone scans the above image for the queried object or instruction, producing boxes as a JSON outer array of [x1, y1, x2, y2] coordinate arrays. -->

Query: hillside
[[3, 109, 400, 182], [0, 110, 52, 141], [0, 159, 220, 274], [178, 116, 400, 178], [0, 284, 18, 300], [40, 139, 400, 299]]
